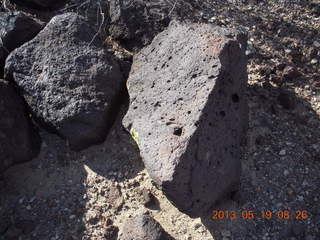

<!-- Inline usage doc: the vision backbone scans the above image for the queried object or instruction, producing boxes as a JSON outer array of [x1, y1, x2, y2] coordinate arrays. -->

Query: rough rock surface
[[64, 0, 109, 39], [108, 0, 198, 51], [120, 214, 173, 240], [5, 13, 124, 151], [0, 11, 42, 77], [123, 21, 248, 217], [0, 80, 40, 173]]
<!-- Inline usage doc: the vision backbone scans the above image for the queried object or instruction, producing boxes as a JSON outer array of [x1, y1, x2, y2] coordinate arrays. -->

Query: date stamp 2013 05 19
[[211, 209, 309, 220]]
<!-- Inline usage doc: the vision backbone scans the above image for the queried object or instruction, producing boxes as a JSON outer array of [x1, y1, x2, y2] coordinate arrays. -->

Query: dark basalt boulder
[[5, 13, 125, 151], [123, 21, 248, 217], [0, 11, 42, 77], [62, 0, 109, 39], [120, 215, 174, 240], [108, 0, 197, 51], [0, 80, 40, 173]]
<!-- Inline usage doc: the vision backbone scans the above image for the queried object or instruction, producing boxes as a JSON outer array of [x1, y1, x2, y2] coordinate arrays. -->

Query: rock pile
[[0, 0, 248, 224]]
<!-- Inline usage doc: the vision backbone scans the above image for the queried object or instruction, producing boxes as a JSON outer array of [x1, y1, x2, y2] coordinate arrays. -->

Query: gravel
[[1, 0, 319, 239]]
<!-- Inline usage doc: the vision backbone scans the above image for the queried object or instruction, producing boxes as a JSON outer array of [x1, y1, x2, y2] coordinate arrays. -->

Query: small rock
[[104, 225, 119, 240], [142, 188, 156, 207], [193, 223, 202, 230], [221, 230, 232, 237], [283, 170, 289, 176], [282, 65, 301, 81], [311, 58, 318, 64], [121, 215, 173, 240], [313, 41, 320, 48], [285, 49, 292, 54], [279, 149, 286, 156]]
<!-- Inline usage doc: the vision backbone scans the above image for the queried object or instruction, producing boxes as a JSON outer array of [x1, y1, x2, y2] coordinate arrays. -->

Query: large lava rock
[[0, 80, 40, 173], [109, 0, 197, 51], [123, 21, 248, 217], [0, 11, 42, 77], [120, 215, 173, 240], [5, 13, 124, 151]]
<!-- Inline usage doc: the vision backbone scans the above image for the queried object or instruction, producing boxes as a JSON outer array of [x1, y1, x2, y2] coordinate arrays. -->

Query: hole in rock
[[220, 111, 226, 117], [154, 102, 161, 107], [173, 127, 183, 136], [232, 93, 240, 103]]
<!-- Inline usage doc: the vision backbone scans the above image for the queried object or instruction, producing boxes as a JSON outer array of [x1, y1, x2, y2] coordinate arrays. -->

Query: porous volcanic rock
[[5, 13, 124, 151], [0, 80, 40, 173], [0, 11, 42, 77], [120, 214, 173, 240], [123, 21, 248, 217], [65, 0, 109, 39]]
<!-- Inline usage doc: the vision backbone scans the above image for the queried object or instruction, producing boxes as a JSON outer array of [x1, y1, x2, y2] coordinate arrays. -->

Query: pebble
[[297, 195, 304, 201], [302, 180, 308, 186], [283, 169, 289, 176], [221, 230, 231, 237], [285, 49, 292, 54], [311, 58, 318, 64], [279, 149, 286, 156], [313, 41, 320, 48], [193, 223, 202, 230]]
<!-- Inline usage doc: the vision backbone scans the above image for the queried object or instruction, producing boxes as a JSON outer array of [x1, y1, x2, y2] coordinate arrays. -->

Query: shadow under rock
[[201, 82, 320, 239], [0, 94, 144, 239]]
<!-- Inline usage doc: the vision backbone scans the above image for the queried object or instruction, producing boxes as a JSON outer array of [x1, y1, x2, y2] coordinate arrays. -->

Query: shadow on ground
[[201, 82, 320, 239], [0, 99, 144, 239]]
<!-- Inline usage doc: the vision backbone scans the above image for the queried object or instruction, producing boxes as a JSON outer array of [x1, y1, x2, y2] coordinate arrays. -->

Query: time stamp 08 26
[[211, 209, 309, 220]]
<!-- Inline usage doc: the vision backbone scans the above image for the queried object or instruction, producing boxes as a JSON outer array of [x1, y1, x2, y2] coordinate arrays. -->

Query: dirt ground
[[1, 0, 320, 239]]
